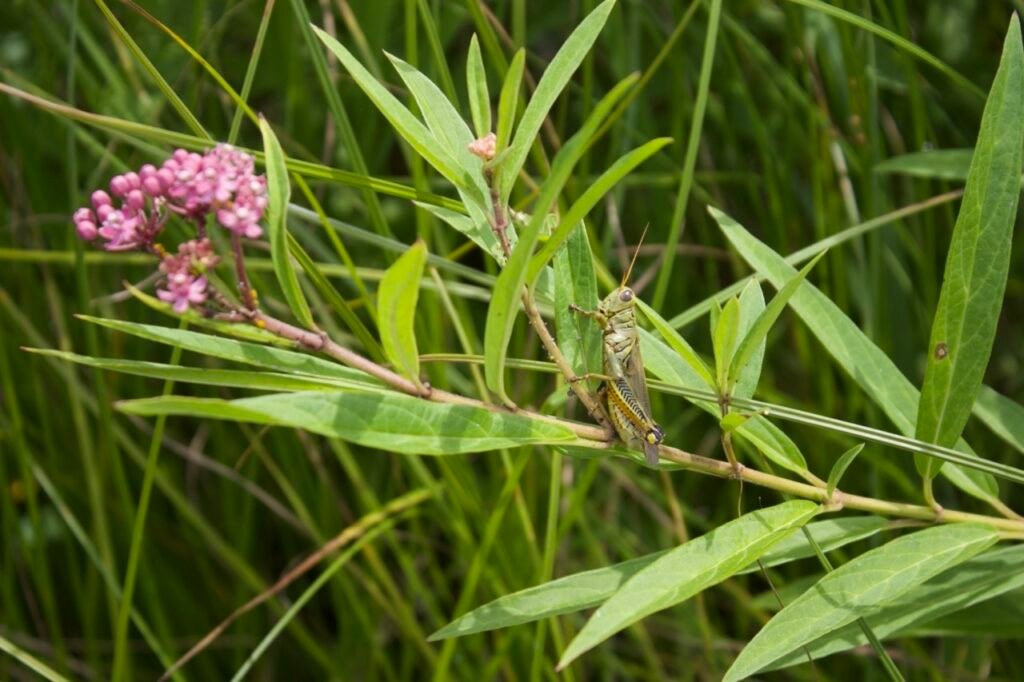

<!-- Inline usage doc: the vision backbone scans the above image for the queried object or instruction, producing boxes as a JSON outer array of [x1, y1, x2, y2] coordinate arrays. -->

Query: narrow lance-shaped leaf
[[557, 500, 820, 669], [554, 222, 602, 390], [311, 26, 486, 210], [711, 207, 1001, 505], [526, 136, 673, 285], [383, 52, 493, 235], [495, 48, 525, 152], [466, 34, 491, 138], [734, 280, 766, 399], [636, 299, 715, 391], [712, 296, 740, 392], [974, 386, 1024, 455], [826, 443, 865, 498], [727, 251, 825, 393], [484, 73, 637, 405], [379, 240, 428, 387], [874, 149, 974, 181], [915, 15, 1024, 483], [430, 515, 884, 641], [639, 327, 808, 475], [767, 543, 1024, 671], [117, 391, 577, 456], [722, 524, 999, 681], [259, 116, 315, 330], [495, 0, 617, 203]]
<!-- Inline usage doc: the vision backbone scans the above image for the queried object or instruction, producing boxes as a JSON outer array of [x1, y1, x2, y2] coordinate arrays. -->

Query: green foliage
[[3, 2, 1024, 681], [378, 240, 428, 386], [916, 16, 1024, 484]]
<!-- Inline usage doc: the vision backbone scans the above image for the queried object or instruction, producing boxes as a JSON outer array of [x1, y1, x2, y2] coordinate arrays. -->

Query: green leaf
[[974, 386, 1024, 455], [766, 544, 1024, 670], [383, 52, 492, 224], [526, 137, 673, 284], [874, 149, 973, 181], [727, 251, 825, 393], [79, 316, 373, 385], [466, 34, 491, 138], [719, 412, 751, 434], [733, 281, 766, 400], [495, 0, 617, 202], [495, 48, 525, 152], [414, 202, 502, 262], [711, 207, 1000, 504], [378, 240, 428, 386], [484, 73, 637, 405], [312, 26, 482, 206], [722, 524, 999, 681], [557, 500, 819, 669], [826, 444, 865, 498], [117, 391, 576, 456], [712, 296, 740, 392], [554, 223, 602, 390], [915, 16, 1024, 482], [906, 588, 1024, 638], [259, 116, 315, 330], [636, 300, 715, 391], [640, 328, 808, 475], [25, 349, 379, 393], [430, 515, 882, 642]]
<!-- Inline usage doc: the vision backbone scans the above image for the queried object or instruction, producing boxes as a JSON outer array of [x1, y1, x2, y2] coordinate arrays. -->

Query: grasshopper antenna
[[621, 223, 650, 288]]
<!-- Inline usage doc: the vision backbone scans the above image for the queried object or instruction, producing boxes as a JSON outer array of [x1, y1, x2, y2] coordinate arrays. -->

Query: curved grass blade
[[260, 116, 314, 329], [915, 15, 1024, 485], [723, 524, 999, 681], [495, 0, 617, 203], [557, 501, 819, 669], [117, 391, 577, 455], [379, 240, 428, 387]]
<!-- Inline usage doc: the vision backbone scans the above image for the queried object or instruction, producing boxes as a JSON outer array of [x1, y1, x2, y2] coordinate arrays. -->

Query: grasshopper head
[[598, 286, 637, 319]]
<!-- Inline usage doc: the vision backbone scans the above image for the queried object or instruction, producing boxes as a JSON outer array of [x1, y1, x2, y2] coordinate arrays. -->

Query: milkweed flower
[[156, 238, 218, 313]]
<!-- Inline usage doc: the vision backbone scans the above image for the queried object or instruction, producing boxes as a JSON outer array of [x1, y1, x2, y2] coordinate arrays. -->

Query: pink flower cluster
[[72, 145, 267, 312], [157, 239, 219, 313], [73, 145, 268, 251]]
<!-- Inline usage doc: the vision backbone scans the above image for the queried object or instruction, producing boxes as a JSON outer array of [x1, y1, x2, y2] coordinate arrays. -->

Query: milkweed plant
[[4, 0, 1024, 680]]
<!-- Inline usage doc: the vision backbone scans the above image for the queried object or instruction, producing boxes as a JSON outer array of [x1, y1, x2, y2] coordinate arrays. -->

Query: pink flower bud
[[142, 176, 163, 196], [74, 207, 94, 223], [126, 190, 146, 209], [91, 190, 112, 209], [96, 204, 114, 221], [76, 221, 98, 240], [110, 175, 130, 197], [124, 172, 141, 190], [468, 132, 497, 161]]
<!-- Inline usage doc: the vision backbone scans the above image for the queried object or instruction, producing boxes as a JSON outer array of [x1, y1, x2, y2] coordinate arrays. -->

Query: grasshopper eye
[[619, 288, 634, 302]]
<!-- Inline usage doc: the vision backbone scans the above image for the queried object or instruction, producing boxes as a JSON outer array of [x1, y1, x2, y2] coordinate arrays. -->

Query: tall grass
[[1, 1, 1023, 679]]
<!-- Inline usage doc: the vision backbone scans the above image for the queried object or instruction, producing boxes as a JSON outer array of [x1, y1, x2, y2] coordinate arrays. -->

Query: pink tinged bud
[[76, 221, 98, 240], [124, 172, 141, 190], [173, 148, 189, 162], [468, 132, 497, 161], [139, 164, 157, 178], [156, 168, 174, 189], [126, 189, 146, 209], [74, 207, 95, 223], [110, 175, 130, 197], [142, 176, 163, 196], [96, 204, 114, 221], [244, 223, 263, 239], [216, 208, 238, 228], [91, 190, 112, 209]]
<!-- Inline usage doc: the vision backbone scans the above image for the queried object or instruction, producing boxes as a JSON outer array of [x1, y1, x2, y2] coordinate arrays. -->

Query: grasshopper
[[570, 236, 664, 465]]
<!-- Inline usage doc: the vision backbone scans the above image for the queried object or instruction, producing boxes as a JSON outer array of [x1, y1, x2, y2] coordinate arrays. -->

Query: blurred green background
[[1, 0, 1023, 679]]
